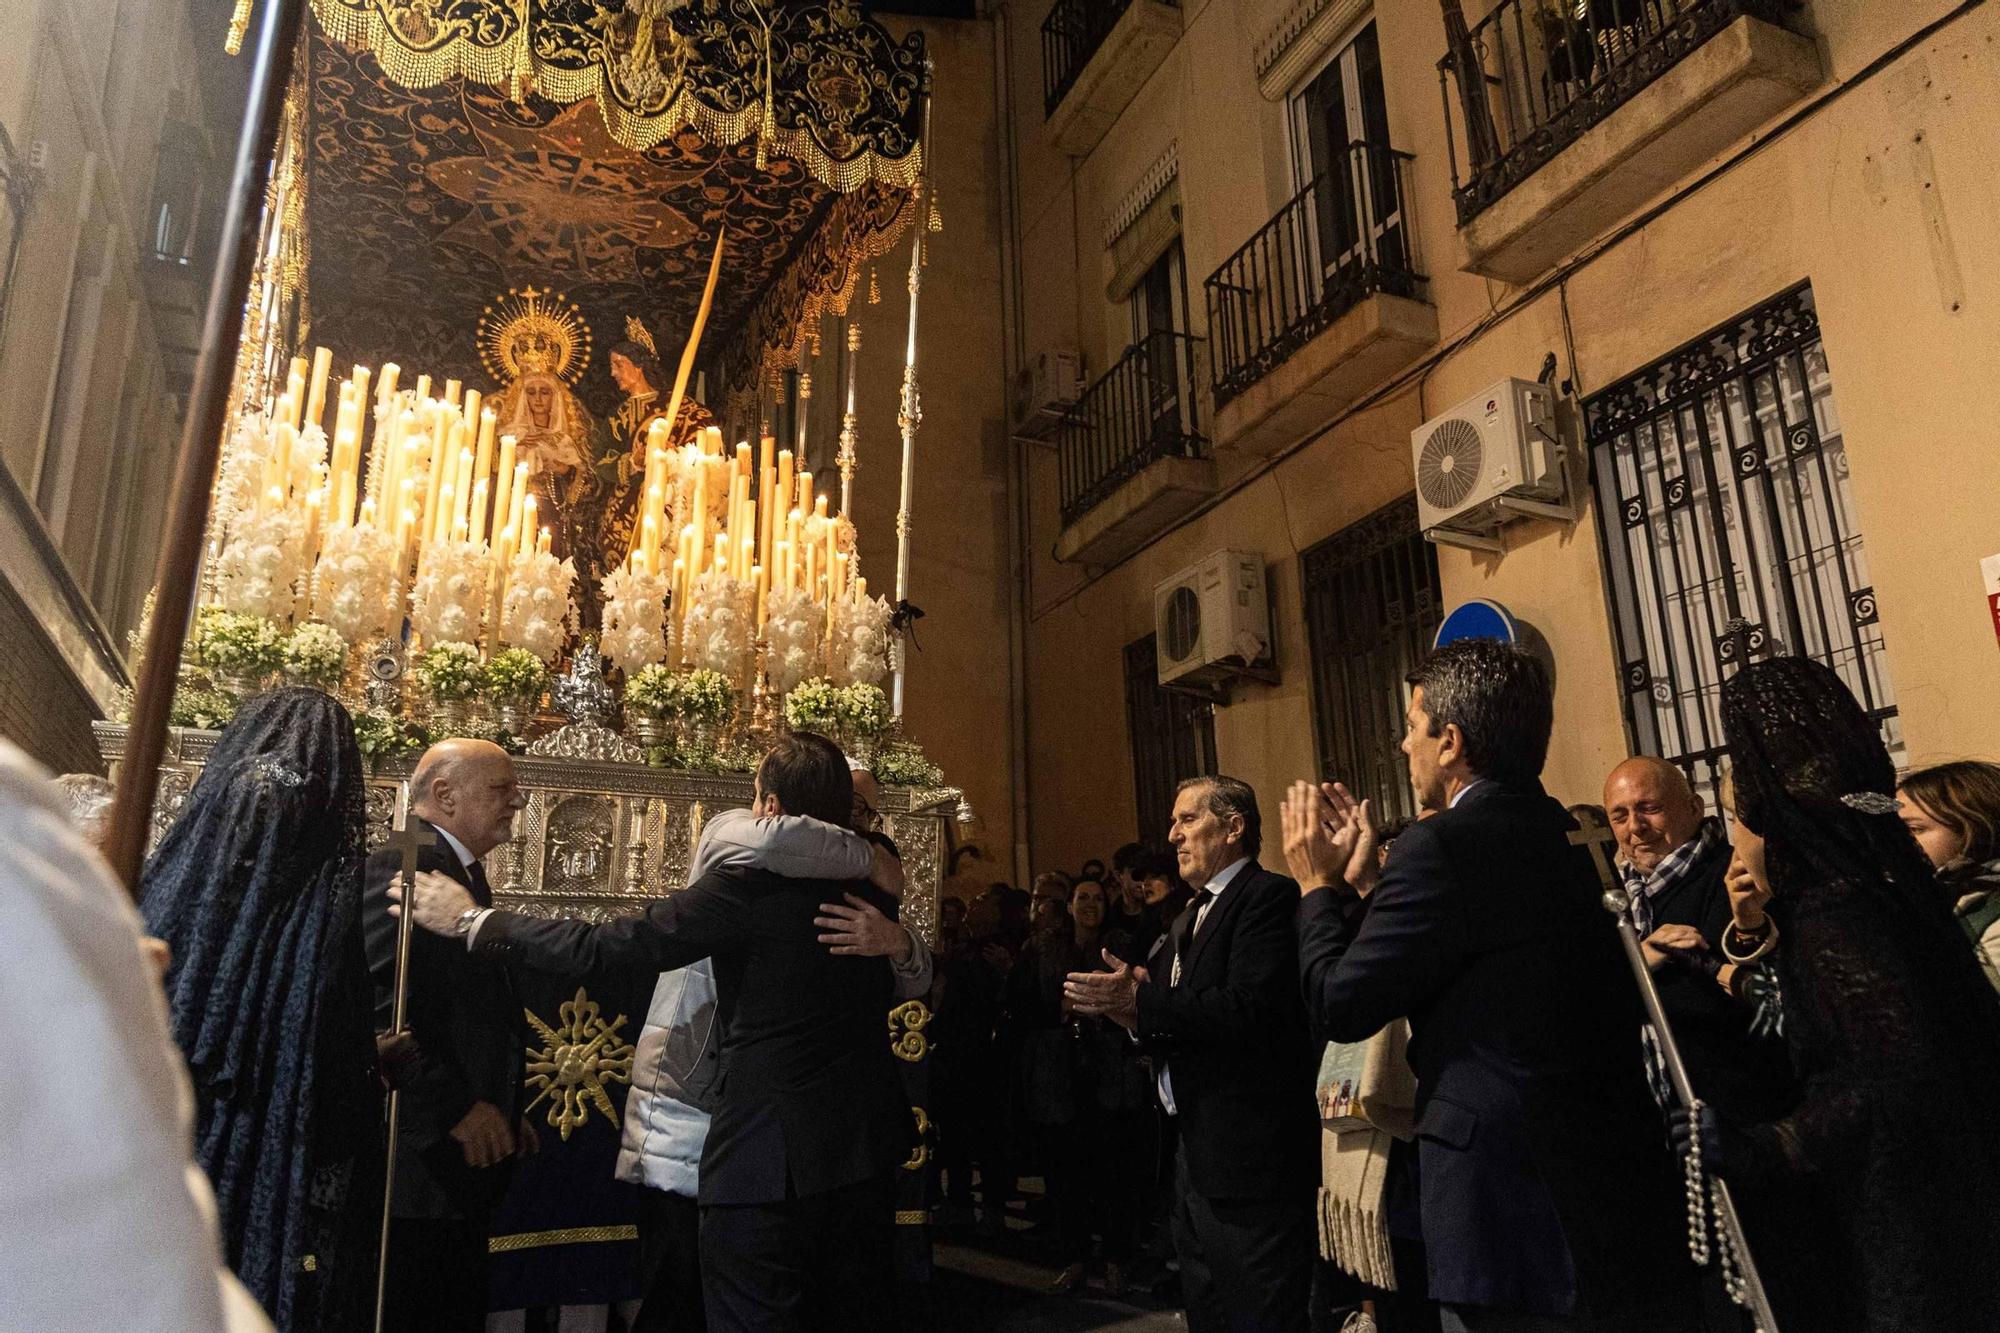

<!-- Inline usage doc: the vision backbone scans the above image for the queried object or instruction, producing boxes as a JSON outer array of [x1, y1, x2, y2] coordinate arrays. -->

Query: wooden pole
[[104, 0, 310, 894]]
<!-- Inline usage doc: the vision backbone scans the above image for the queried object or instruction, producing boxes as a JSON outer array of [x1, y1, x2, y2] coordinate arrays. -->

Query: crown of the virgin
[[478, 286, 593, 385]]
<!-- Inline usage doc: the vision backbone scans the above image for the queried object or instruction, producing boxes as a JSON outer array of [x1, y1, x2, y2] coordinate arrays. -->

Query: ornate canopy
[[298, 0, 925, 415]]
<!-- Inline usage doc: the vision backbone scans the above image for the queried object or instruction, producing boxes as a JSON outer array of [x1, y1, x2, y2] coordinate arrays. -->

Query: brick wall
[[0, 577, 106, 775]]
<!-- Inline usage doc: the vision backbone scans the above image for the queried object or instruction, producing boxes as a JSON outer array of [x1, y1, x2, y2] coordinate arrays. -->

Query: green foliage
[[195, 608, 284, 679], [283, 622, 349, 690], [169, 684, 239, 732], [624, 663, 681, 715], [836, 683, 890, 736], [677, 669, 736, 726], [783, 678, 841, 732], [351, 709, 430, 763], [485, 647, 551, 702], [415, 641, 484, 702], [870, 741, 942, 788]]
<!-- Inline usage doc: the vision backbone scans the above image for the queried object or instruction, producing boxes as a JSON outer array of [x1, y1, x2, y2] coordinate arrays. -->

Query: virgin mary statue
[[480, 288, 600, 565]]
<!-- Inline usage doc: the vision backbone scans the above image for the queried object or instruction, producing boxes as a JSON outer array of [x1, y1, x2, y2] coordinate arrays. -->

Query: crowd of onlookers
[[923, 644, 2000, 1333], [926, 846, 1197, 1295]]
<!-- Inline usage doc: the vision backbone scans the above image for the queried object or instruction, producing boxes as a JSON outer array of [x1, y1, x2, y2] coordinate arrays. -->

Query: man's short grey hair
[[1176, 774, 1262, 860]]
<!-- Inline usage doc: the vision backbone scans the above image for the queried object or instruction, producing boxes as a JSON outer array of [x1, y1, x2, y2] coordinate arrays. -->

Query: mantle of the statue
[[93, 722, 958, 946]]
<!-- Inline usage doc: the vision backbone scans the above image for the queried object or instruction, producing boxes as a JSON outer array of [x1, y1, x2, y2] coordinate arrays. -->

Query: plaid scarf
[[1620, 817, 1725, 938], [1621, 818, 1726, 1114]]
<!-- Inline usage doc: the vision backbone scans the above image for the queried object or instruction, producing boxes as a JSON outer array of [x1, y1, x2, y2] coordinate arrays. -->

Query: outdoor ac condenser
[[1153, 550, 1274, 695], [1411, 377, 1570, 552]]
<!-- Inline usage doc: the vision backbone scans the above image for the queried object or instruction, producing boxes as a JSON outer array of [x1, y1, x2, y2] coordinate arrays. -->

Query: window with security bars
[[1587, 283, 1900, 802], [1300, 496, 1442, 826], [1124, 634, 1218, 845]]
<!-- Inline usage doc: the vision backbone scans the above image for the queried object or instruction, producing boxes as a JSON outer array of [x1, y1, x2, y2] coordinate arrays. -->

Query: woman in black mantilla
[[140, 688, 384, 1331], [1700, 657, 2000, 1332]]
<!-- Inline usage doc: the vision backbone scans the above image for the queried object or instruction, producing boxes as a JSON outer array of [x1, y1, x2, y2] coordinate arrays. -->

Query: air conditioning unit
[[1411, 377, 1571, 552], [1010, 348, 1082, 443], [1154, 551, 1275, 695]]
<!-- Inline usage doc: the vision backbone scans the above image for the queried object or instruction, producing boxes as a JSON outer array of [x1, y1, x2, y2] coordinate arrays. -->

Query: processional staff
[[373, 799, 433, 1333], [105, 0, 310, 891], [1568, 815, 1780, 1333]]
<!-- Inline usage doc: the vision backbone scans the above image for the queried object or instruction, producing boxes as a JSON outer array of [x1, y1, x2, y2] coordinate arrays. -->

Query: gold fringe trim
[[306, 0, 922, 195], [487, 1224, 639, 1254], [893, 1210, 927, 1225]]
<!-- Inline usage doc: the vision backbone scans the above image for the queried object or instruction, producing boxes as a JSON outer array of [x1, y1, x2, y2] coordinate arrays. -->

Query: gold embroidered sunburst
[[479, 286, 594, 386], [522, 988, 636, 1141]]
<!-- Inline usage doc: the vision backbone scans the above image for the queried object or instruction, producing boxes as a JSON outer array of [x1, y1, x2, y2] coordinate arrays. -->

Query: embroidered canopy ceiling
[[299, 0, 925, 416]]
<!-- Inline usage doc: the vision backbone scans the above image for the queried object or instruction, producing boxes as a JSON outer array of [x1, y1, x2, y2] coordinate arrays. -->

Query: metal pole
[[104, 0, 310, 893], [890, 66, 933, 719], [374, 785, 425, 1333], [1601, 884, 1780, 1333]]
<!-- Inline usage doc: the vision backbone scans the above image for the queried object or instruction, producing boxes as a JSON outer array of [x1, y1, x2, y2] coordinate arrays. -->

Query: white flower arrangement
[[600, 562, 671, 673], [501, 550, 576, 663], [683, 570, 754, 680], [761, 585, 826, 694], [415, 641, 484, 703], [213, 412, 267, 533], [213, 504, 311, 623], [312, 521, 400, 643], [623, 663, 680, 716], [282, 622, 348, 690], [677, 668, 736, 727], [783, 677, 841, 733], [829, 593, 893, 688], [289, 422, 329, 500], [408, 538, 490, 648]]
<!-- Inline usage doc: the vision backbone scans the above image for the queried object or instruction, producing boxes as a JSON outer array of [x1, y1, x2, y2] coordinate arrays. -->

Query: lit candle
[[444, 379, 462, 410], [454, 444, 474, 536], [506, 462, 529, 544], [464, 388, 483, 432], [735, 441, 750, 478], [285, 357, 307, 429], [377, 362, 400, 410], [304, 486, 323, 550], [474, 409, 495, 491], [434, 482, 456, 544], [414, 373, 432, 402], [538, 527, 551, 557], [349, 365, 372, 428], [776, 539, 793, 595], [760, 434, 775, 476], [493, 434, 517, 546], [776, 449, 794, 524], [520, 497, 538, 559], [740, 534, 755, 585], [754, 562, 768, 629], [360, 497, 376, 528], [305, 347, 333, 431], [470, 478, 489, 548], [798, 470, 814, 517]]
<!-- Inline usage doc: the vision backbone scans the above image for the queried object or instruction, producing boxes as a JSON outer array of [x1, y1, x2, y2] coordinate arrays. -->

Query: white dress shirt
[[1156, 855, 1253, 1115]]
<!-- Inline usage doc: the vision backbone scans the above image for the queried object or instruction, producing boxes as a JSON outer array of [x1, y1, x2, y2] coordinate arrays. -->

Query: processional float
[[103, 1, 957, 1321]]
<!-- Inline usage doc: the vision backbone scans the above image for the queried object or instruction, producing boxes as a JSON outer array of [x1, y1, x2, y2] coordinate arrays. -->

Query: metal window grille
[[1300, 496, 1443, 826], [1587, 282, 1899, 802], [1043, 0, 1180, 117], [1124, 633, 1218, 844]]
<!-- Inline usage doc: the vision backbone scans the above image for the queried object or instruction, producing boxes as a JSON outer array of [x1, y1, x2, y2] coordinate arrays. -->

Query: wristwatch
[[452, 906, 484, 939]]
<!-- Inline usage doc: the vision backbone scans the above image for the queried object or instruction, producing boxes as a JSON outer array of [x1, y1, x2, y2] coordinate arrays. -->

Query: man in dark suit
[[1065, 776, 1319, 1333], [1283, 640, 1694, 1333], [395, 732, 911, 1333], [363, 738, 530, 1333]]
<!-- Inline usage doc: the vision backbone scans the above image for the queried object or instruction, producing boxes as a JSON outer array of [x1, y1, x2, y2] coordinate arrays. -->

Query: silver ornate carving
[[532, 639, 644, 764], [363, 637, 407, 713]]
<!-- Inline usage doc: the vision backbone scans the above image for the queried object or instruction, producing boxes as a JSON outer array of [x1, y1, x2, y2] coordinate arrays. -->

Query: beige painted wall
[[1003, 0, 2000, 872], [854, 17, 1017, 867]]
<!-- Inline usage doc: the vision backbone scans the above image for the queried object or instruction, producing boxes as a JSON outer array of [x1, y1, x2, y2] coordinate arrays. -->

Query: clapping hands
[[1280, 780, 1379, 897]]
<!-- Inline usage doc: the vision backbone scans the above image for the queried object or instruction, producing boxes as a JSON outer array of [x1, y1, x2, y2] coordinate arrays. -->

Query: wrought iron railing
[[1043, 0, 1178, 117], [1203, 140, 1425, 408], [1058, 330, 1208, 529], [1437, 0, 1794, 223]]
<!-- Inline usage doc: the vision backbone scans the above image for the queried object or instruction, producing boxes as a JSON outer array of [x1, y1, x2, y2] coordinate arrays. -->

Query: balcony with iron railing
[[1053, 330, 1216, 566], [1203, 140, 1440, 456], [1041, 0, 1184, 158], [1438, 0, 1820, 281]]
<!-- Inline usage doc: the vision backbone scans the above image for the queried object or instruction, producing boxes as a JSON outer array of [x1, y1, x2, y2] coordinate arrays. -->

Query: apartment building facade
[[1000, 0, 2000, 863]]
